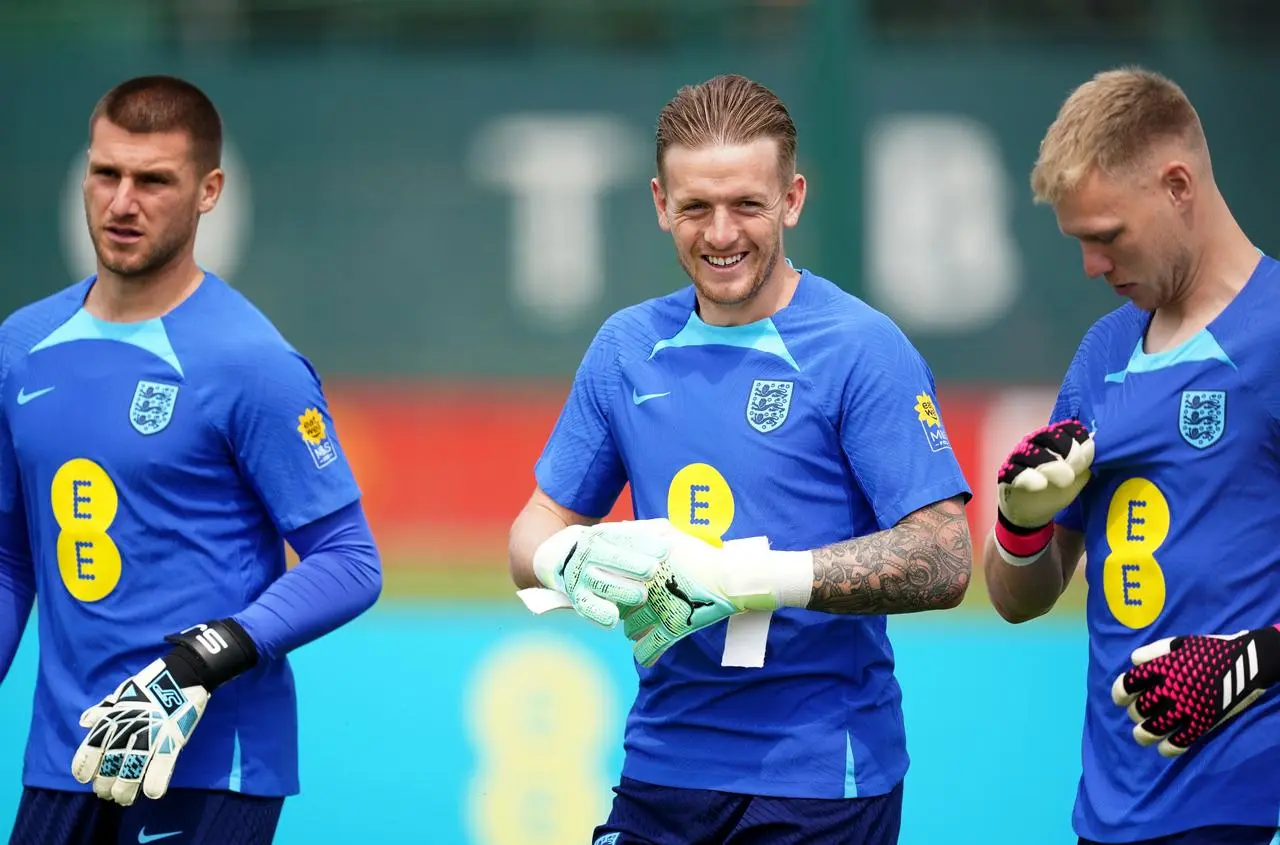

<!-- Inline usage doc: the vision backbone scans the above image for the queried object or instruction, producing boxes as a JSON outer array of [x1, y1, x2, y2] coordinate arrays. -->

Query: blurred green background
[[1, 1, 1276, 842]]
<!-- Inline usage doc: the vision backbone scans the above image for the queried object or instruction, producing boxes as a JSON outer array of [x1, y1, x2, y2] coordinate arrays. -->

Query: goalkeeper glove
[[71, 619, 258, 805], [994, 419, 1094, 565], [526, 520, 671, 628], [620, 525, 812, 668], [1111, 625, 1280, 757]]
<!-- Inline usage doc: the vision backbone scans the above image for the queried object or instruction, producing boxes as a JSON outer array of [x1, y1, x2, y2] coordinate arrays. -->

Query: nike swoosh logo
[[632, 389, 671, 406], [16, 386, 54, 405], [138, 829, 182, 844]]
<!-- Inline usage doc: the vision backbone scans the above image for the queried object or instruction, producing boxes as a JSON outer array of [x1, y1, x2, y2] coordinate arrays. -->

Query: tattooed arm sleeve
[[808, 495, 972, 615]]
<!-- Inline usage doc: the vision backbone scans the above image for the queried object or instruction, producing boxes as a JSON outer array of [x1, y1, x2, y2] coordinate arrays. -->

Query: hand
[[71, 656, 209, 805], [621, 529, 810, 668], [532, 519, 672, 628], [997, 419, 1094, 530], [1111, 625, 1280, 757], [71, 619, 258, 804]]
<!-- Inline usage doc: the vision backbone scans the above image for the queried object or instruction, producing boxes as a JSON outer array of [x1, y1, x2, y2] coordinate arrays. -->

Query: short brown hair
[[90, 75, 223, 175], [1030, 66, 1206, 205], [655, 74, 797, 182]]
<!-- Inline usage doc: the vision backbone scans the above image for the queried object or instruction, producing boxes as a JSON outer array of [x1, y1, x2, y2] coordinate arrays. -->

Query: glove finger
[[92, 752, 122, 801], [110, 757, 145, 807], [1157, 737, 1191, 758], [582, 569, 647, 608], [587, 544, 664, 580], [70, 728, 108, 785], [1064, 435, 1095, 474], [621, 603, 661, 641], [1132, 689, 1172, 722], [1131, 637, 1177, 666], [1131, 720, 1168, 749], [1004, 465, 1049, 493], [1028, 459, 1076, 489], [571, 590, 620, 629], [142, 749, 179, 801], [1111, 671, 1139, 707]]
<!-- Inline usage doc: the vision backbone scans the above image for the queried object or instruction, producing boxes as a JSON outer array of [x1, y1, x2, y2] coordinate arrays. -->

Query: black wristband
[[1253, 625, 1280, 688], [164, 618, 259, 692]]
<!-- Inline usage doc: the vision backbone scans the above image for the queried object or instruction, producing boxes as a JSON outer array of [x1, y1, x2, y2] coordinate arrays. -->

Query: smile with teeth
[[705, 253, 746, 268]]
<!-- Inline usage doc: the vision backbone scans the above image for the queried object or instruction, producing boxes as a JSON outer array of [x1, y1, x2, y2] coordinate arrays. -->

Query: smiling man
[[508, 74, 973, 844], [0, 76, 381, 845]]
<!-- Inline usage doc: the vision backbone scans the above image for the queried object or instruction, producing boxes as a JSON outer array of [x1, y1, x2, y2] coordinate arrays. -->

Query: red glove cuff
[[994, 518, 1054, 564]]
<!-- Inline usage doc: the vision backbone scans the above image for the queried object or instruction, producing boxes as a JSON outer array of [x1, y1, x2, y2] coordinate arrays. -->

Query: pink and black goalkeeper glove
[[994, 419, 1094, 565], [1111, 625, 1280, 757]]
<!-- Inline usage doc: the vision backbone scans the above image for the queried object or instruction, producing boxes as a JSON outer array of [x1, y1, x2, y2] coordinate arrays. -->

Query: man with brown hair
[[0, 75, 381, 844], [509, 73, 972, 843], [986, 66, 1280, 845]]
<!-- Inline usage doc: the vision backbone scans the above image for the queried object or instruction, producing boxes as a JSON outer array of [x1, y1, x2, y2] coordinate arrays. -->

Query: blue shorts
[[8, 787, 284, 845], [592, 777, 904, 845], [1079, 826, 1280, 845]]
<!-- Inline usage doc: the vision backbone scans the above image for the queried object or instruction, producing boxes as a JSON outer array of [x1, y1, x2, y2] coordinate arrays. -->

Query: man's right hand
[[994, 420, 1094, 563], [532, 519, 672, 628]]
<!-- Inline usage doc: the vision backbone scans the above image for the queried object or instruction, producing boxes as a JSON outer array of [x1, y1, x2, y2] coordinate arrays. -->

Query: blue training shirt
[[0, 273, 362, 797], [536, 269, 971, 799], [1051, 255, 1280, 840]]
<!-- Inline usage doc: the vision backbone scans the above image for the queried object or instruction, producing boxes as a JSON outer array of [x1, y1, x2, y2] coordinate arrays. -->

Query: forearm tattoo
[[809, 497, 972, 615]]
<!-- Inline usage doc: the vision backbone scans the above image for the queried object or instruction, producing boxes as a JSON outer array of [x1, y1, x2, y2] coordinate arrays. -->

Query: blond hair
[[1030, 67, 1205, 204], [655, 74, 797, 182]]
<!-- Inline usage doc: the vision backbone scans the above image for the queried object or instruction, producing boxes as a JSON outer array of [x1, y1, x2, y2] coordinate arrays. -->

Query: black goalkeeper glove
[[71, 619, 258, 805], [1111, 625, 1280, 757]]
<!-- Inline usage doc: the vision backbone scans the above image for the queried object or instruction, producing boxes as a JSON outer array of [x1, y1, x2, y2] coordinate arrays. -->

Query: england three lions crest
[[1179, 390, 1225, 449], [747, 379, 794, 434], [130, 380, 179, 435]]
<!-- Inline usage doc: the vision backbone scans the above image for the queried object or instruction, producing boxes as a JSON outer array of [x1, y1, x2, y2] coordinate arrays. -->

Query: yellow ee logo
[[51, 459, 122, 602], [667, 463, 735, 547], [1102, 478, 1169, 629]]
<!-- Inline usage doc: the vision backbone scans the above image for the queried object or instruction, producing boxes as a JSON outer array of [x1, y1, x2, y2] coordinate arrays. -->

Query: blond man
[[509, 74, 973, 843], [986, 66, 1280, 845]]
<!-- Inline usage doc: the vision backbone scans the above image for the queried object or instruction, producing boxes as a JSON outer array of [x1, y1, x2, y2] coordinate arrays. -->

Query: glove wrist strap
[[1254, 624, 1280, 687], [994, 512, 1054, 566], [722, 542, 813, 611], [164, 618, 259, 692]]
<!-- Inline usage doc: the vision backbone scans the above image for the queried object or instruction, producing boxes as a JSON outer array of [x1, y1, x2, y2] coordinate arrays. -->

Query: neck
[[1152, 204, 1258, 342], [698, 263, 802, 327], [85, 255, 205, 323]]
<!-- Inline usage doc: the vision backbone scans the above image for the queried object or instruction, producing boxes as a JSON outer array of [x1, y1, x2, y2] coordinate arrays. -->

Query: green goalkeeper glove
[[620, 525, 813, 668], [524, 519, 671, 628]]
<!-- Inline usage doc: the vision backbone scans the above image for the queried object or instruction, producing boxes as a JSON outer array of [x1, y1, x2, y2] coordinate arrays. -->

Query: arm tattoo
[[809, 496, 972, 615]]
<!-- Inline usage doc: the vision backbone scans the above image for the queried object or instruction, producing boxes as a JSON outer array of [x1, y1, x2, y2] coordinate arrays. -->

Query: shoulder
[[1068, 302, 1147, 378], [175, 275, 310, 373], [589, 286, 696, 366], [0, 279, 92, 360], [783, 270, 924, 366]]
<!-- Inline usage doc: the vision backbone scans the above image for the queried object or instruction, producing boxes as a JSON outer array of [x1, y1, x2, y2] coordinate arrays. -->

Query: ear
[[651, 177, 671, 232], [198, 168, 225, 215], [782, 172, 806, 228], [1160, 161, 1193, 208]]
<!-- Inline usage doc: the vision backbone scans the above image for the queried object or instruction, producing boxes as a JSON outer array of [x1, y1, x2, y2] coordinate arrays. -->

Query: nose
[[107, 180, 138, 218], [1081, 244, 1114, 279], [704, 208, 739, 250]]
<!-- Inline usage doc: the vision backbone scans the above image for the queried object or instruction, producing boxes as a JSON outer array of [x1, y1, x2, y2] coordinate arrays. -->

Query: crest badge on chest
[[130, 380, 180, 436], [746, 379, 794, 434], [1178, 389, 1225, 449]]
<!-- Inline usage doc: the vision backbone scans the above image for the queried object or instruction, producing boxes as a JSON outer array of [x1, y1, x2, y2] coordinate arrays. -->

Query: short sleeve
[[534, 324, 627, 519], [838, 320, 972, 529], [225, 345, 362, 533]]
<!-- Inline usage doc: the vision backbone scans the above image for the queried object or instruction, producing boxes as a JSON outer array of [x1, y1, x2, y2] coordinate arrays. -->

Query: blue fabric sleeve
[[232, 500, 381, 661], [534, 322, 628, 518], [0, 345, 35, 683], [226, 343, 362, 534], [838, 317, 972, 530]]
